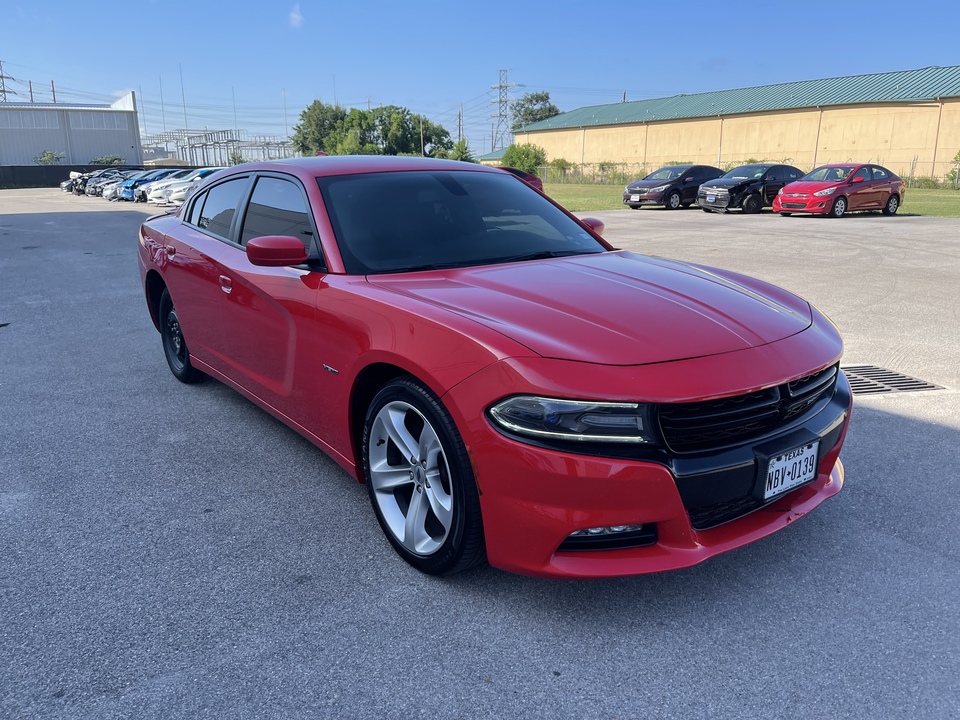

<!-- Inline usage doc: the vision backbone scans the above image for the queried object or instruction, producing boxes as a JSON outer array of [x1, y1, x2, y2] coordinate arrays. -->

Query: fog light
[[559, 523, 658, 552]]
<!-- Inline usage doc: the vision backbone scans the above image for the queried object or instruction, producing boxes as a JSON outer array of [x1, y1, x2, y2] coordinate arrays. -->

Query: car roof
[[223, 155, 500, 179]]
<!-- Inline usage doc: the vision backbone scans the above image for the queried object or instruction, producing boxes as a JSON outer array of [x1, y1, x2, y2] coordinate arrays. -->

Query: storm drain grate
[[841, 365, 943, 395]]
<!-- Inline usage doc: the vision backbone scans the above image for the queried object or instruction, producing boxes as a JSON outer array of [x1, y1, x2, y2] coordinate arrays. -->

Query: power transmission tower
[[0, 61, 20, 102], [490, 69, 520, 151]]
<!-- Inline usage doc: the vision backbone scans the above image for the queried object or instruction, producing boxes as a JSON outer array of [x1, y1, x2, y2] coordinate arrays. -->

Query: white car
[[137, 169, 193, 202], [149, 167, 224, 205], [163, 169, 224, 205]]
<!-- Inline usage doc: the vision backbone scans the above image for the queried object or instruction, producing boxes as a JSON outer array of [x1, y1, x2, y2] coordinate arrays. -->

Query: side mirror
[[580, 217, 605, 236], [851, 176, 865, 184], [246, 235, 309, 267]]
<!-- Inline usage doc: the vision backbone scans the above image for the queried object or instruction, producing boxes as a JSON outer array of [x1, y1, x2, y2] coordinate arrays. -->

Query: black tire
[[829, 196, 847, 218], [159, 289, 203, 383], [362, 377, 485, 575], [779, 212, 792, 217], [664, 190, 682, 210], [882, 194, 900, 216], [741, 193, 762, 214], [628, 204, 641, 210], [701, 207, 712, 213], [681, 201, 692, 208]]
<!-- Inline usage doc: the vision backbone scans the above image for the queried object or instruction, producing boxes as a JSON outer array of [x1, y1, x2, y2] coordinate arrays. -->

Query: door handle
[[219, 275, 232, 294]]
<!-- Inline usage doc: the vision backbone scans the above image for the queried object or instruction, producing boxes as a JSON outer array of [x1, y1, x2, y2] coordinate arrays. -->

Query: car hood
[[627, 179, 674, 190], [782, 181, 839, 194], [368, 251, 812, 365], [701, 177, 752, 190]]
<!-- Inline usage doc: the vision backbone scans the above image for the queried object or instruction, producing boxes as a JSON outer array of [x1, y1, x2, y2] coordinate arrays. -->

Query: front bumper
[[773, 195, 831, 214], [697, 188, 735, 212], [623, 190, 665, 206], [443, 322, 850, 578]]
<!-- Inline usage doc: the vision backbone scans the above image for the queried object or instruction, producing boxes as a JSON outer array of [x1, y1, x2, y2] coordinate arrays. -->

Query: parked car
[[139, 156, 851, 579], [494, 166, 544, 192], [147, 167, 223, 204], [136, 169, 193, 202], [697, 163, 804, 214], [773, 164, 905, 217], [103, 170, 150, 201], [162, 170, 224, 205], [623, 164, 724, 210], [119, 168, 185, 202]]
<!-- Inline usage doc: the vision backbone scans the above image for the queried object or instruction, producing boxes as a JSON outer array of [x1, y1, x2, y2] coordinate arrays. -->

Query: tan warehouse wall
[[515, 99, 960, 178]]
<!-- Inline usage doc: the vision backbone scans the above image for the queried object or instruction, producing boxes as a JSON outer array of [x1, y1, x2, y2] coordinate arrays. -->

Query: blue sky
[[5, 0, 960, 155]]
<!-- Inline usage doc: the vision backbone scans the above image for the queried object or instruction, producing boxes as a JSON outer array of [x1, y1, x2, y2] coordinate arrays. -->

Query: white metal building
[[0, 91, 143, 165]]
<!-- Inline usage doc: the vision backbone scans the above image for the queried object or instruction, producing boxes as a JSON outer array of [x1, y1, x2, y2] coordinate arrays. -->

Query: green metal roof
[[518, 66, 960, 132], [478, 147, 507, 161]]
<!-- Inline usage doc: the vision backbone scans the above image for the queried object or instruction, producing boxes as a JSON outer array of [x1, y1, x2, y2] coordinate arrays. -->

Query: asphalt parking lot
[[2, 188, 958, 718]]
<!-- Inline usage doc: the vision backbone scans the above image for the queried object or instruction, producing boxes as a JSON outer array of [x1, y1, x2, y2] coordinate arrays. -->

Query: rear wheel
[[159, 289, 203, 384], [741, 193, 762, 214], [830, 196, 847, 218], [363, 377, 485, 575], [882, 194, 900, 216], [664, 190, 682, 210]]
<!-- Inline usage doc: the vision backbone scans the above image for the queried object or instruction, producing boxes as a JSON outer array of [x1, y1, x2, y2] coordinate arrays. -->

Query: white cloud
[[289, 3, 303, 29]]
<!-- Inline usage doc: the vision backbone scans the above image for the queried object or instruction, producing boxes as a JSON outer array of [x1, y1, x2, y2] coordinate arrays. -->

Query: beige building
[[513, 66, 960, 180]]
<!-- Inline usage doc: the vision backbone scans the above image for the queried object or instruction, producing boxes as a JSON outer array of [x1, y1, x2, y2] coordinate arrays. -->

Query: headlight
[[814, 186, 837, 196], [649, 185, 669, 193], [778, 188, 784, 195], [488, 396, 657, 444]]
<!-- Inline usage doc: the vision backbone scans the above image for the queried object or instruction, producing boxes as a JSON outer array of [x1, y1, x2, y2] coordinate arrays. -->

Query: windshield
[[644, 167, 686, 181], [317, 170, 607, 275], [722, 165, 769, 180], [802, 166, 853, 182]]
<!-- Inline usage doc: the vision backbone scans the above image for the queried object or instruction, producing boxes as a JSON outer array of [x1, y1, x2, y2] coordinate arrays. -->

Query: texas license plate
[[707, 195, 716, 203], [630, 194, 640, 201], [763, 441, 819, 500]]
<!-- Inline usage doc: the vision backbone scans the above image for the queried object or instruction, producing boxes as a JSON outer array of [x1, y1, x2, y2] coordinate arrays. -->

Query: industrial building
[[0, 91, 143, 166], [513, 66, 960, 180]]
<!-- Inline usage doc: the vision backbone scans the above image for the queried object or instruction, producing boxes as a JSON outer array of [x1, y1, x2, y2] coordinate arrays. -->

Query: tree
[[447, 139, 475, 163], [501, 144, 547, 175], [89, 155, 125, 165], [229, 151, 245, 165], [292, 100, 348, 155], [511, 91, 560, 131], [34, 150, 65, 165]]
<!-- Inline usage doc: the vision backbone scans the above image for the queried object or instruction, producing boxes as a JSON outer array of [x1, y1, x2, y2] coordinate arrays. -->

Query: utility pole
[[490, 69, 519, 151], [0, 61, 20, 102], [51, 80, 56, 103]]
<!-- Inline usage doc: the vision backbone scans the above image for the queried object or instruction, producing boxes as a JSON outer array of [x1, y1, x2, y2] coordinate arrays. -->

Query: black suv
[[697, 163, 804, 214], [623, 164, 724, 210]]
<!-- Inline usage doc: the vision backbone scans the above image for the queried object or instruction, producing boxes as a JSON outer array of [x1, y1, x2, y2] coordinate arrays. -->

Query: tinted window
[[645, 167, 687, 181], [197, 178, 249, 240], [240, 176, 314, 249], [317, 170, 606, 275], [872, 166, 889, 180], [851, 167, 871, 182], [723, 165, 769, 180], [785, 167, 802, 181], [766, 167, 784, 182]]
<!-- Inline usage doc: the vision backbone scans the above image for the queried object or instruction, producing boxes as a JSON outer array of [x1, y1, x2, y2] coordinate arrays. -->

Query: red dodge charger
[[139, 156, 851, 578]]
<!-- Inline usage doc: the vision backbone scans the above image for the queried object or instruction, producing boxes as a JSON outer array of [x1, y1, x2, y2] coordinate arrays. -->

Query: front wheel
[[159, 289, 203, 383], [363, 377, 485, 575], [741, 193, 762, 214], [882, 194, 900, 216], [779, 212, 792, 217], [830, 196, 847, 218], [664, 190, 682, 210]]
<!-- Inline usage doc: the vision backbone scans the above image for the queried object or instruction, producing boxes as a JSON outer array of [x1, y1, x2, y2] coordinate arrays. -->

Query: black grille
[[657, 365, 839, 453], [782, 202, 807, 209]]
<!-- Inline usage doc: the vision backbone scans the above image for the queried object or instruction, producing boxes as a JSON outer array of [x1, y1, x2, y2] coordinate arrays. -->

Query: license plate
[[707, 195, 716, 203], [763, 441, 819, 500], [630, 194, 640, 201]]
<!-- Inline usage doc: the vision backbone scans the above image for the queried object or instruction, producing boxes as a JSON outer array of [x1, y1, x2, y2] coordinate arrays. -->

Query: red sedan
[[138, 156, 851, 578], [773, 163, 905, 217]]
